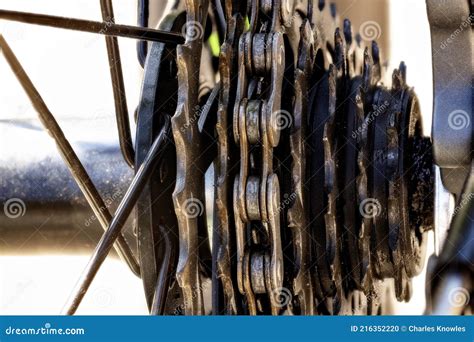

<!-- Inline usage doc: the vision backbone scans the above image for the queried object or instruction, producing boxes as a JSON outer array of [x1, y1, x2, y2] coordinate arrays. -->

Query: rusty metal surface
[[171, 0, 211, 315], [213, 1, 245, 315], [2, 0, 467, 316]]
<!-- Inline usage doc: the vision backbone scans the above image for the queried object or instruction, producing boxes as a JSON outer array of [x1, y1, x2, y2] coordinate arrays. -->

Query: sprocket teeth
[[343, 19, 353, 47], [318, 0, 325, 11], [362, 47, 373, 91], [371, 41, 381, 82], [392, 68, 404, 92], [211, 0, 432, 316], [330, 3, 337, 19], [398, 61, 407, 83], [334, 27, 345, 70]]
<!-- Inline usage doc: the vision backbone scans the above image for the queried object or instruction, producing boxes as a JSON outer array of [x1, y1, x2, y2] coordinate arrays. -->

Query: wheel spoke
[[0, 34, 141, 276], [0, 9, 185, 44], [100, 0, 135, 168], [63, 118, 171, 315]]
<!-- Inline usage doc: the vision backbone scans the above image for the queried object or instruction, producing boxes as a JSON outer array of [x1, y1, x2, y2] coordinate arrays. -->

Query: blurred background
[[0, 0, 433, 314]]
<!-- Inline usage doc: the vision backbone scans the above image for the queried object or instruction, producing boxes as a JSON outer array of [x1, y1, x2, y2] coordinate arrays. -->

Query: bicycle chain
[[232, 0, 294, 315], [0, 0, 439, 317], [167, 0, 434, 315]]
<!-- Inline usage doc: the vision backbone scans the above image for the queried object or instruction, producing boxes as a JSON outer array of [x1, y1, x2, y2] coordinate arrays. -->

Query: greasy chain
[[232, 1, 286, 315], [170, 0, 433, 315], [0, 0, 446, 317]]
